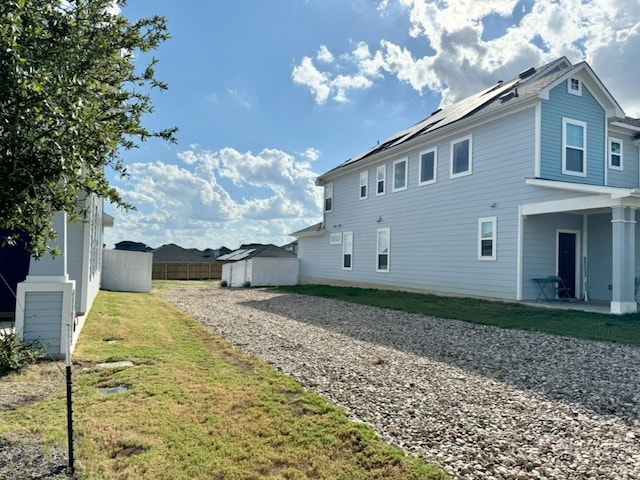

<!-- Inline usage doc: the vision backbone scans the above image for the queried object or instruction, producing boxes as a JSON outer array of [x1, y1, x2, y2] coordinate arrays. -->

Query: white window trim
[[450, 134, 473, 179], [376, 165, 386, 196], [376, 227, 390, 273], [608, 137, 623, 171], [418, 147, 437, 186], [392, 157, 408, 192], [478, 216, 497, 261], [329, 232, 342, 245], [568, 77, 582, 96], [359, 170, 368, 199], [562, 118, 587, 177], [324, 182, 333, 212], [342, 231, 353, 270]]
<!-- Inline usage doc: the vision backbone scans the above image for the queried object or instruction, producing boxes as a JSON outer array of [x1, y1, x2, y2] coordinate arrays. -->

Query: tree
[[0, 0, 177, 258]]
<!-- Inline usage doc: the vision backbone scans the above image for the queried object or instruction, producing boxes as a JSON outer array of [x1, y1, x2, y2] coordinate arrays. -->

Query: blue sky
[[104, 0, 640, 250]]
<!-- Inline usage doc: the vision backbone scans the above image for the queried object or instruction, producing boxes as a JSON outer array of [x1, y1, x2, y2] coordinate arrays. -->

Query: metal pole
[[65, 324, 74, 476]]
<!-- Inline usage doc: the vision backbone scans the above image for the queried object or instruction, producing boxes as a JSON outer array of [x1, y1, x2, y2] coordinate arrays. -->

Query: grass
[[0, 289, 449, 480], [274, 284, 640, 346]]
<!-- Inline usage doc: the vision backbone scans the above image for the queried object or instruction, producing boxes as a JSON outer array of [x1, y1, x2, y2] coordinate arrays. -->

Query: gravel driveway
[[160, 286, 640, 480]]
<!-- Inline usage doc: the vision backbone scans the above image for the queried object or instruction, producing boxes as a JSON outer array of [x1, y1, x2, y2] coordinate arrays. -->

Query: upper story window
[[609, 138, 623, 170], [342, 231, 353, 270], [324, 182, 333, 212], [376, 227, 390, 272], [376, 165, 386, 195], [419, 147, 437, 186], [478, 217, 497, 260], [562, 118, 587, 177], [450, 135, 472, 178], [359, 171, 368, 199], [568, 77, 582, 96], [393, 158, 408, 192]]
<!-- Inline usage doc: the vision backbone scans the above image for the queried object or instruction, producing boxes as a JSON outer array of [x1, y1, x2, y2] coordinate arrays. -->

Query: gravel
[[161, 286, 640, 480]]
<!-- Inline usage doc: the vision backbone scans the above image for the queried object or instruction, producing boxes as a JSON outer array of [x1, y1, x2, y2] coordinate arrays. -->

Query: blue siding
[[23, 291, 62, 354], [606, 132, 640, 188], [540, 81, 606, 185]]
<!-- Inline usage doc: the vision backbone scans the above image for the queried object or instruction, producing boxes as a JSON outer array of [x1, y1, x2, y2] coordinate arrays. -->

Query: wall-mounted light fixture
[[376, 216, 383, 223]]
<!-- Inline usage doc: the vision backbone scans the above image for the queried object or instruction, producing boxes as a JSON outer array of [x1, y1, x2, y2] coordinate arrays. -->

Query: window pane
[[394, 161, 406, 189], [378, 254, 388, 270], [566, 124, 584, 148], [343, 254, 352, 269], [377, 232, 388, 253], [360, 172, 367, 198], [481, 221, 493, 238], [421, 152, 435, 182], [566, 147, 584, 172], [453, 140, 469, 174], [481, 239, 493, 257]]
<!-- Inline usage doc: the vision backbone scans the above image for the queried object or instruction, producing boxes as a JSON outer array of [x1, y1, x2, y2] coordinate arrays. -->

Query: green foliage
[[242, 280, 251, 288], [274, 285, 640, 346], [220, 279, 228, 288], [0, 0, 177, 258], [0, 331, 44, 376]]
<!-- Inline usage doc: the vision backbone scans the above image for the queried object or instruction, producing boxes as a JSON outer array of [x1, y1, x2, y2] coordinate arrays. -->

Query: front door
[[558, 232, 577, 298]]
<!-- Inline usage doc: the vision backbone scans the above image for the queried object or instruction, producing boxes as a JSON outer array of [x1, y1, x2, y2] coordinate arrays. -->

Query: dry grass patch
[[0, 291, 449, 479]]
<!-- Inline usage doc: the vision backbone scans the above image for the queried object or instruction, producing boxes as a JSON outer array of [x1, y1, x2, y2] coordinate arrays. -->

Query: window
[[359, 171, 368, 199], [568, 77, 582, 96], [376, 165, 386, 195], [376, 228, 390, 272], [450, 135, 472, 178], [342, 232, 353, 270], [330, 232, 342, 245], [324, 182, 333, 212], [419, 148, 437, 185], [609, 138, 623, 170], [393, 158, 407, 191], [562, 118, 587, 176], [478, 217, 496, 260]]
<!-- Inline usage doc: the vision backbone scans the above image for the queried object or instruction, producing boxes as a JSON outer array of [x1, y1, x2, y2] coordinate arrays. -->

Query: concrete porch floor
[[522, 299, 617, 314]]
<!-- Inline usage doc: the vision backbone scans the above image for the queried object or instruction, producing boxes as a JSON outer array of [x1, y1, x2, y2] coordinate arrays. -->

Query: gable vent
[[519, 67, 536, 79]]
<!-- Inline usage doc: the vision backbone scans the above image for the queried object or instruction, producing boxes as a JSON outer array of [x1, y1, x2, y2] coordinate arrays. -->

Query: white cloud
[[105, 148, 322, 250], [291, 0, 640, 116], [317, 45, 334, 63], [226, 88, 252, 109]]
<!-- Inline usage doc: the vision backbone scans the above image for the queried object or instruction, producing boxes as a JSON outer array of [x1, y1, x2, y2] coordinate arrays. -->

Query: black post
[[66, 364, 74, 476]]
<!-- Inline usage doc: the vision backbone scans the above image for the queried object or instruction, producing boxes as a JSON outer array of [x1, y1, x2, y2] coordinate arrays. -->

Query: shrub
[[242, 281, 251, 288], [220, 280, 228, 288], [0, 331, 45, 376]]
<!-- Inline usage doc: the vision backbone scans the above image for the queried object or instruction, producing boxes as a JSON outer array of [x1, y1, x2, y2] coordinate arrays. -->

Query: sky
[[104, 0, 640, 251]]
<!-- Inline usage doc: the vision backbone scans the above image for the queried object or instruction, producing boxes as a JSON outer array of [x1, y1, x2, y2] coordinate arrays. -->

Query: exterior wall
[[249, 258, 299, 286], [222, 261, 248, 287], [521, 213, 584, 300], [67, 221, 85, 312], [587, 213, 612, 301], [606, 128, 639, 188], [540, 81, 606, 185], [22, 291, 64, 354], [102, 250, 153, 293]]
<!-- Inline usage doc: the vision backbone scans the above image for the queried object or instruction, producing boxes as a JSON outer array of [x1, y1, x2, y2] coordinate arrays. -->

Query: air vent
[[519, 67, 536, 79]]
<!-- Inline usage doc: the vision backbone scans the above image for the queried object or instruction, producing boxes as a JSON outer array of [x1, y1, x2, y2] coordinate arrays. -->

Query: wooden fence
[[152, 262, 223, 280]]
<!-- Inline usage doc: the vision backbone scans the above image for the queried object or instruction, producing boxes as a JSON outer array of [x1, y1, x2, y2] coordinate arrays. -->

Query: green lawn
[[0, 290, 449, 480], [275, 284, 640, 346]]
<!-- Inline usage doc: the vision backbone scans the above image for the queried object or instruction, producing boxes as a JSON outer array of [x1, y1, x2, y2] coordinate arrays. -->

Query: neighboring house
[[115, 240, 153, 252], [293, 57, 640, 314], [151, 243, 222, 280], [218, 244, 298, 287], [4, 195, 112, 357]]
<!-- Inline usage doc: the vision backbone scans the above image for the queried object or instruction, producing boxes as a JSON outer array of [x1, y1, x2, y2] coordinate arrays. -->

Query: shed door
[[558, 232, 576, 298]]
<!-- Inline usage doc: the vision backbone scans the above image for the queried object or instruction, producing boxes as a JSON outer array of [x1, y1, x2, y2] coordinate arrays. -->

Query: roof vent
[[519, 67, 536, 79], [430, 108, 442, 116]]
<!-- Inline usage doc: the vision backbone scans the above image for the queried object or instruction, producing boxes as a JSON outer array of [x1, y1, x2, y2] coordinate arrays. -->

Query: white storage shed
[[219, 244, 298, 287]]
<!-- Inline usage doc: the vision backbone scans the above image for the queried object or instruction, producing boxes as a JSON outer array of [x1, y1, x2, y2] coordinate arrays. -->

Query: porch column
[[610, 206, 636, 314]]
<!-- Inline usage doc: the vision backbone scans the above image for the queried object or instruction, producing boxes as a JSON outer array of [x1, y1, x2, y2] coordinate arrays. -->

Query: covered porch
[[519, 179, 640, 314]]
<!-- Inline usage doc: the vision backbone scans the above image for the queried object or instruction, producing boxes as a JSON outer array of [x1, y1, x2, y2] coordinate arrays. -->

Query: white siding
[[23, 291, 63, 354]]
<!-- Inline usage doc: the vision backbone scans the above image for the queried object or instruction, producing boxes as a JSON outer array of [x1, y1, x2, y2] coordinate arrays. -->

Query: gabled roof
[[152, 243, 216, 263], [217, 244, 297, 261], [290, 222, 324, 237], [317, 57, 628, 183]]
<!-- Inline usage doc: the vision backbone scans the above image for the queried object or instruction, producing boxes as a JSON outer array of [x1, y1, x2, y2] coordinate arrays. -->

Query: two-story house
[[293, 57, 640, 314]]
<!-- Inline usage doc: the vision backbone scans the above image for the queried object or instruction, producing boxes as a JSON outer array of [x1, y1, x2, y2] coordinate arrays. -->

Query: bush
[[0, 331, 45, 376], [242, 281, 251, 288], [220, 280, 228, 288]]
